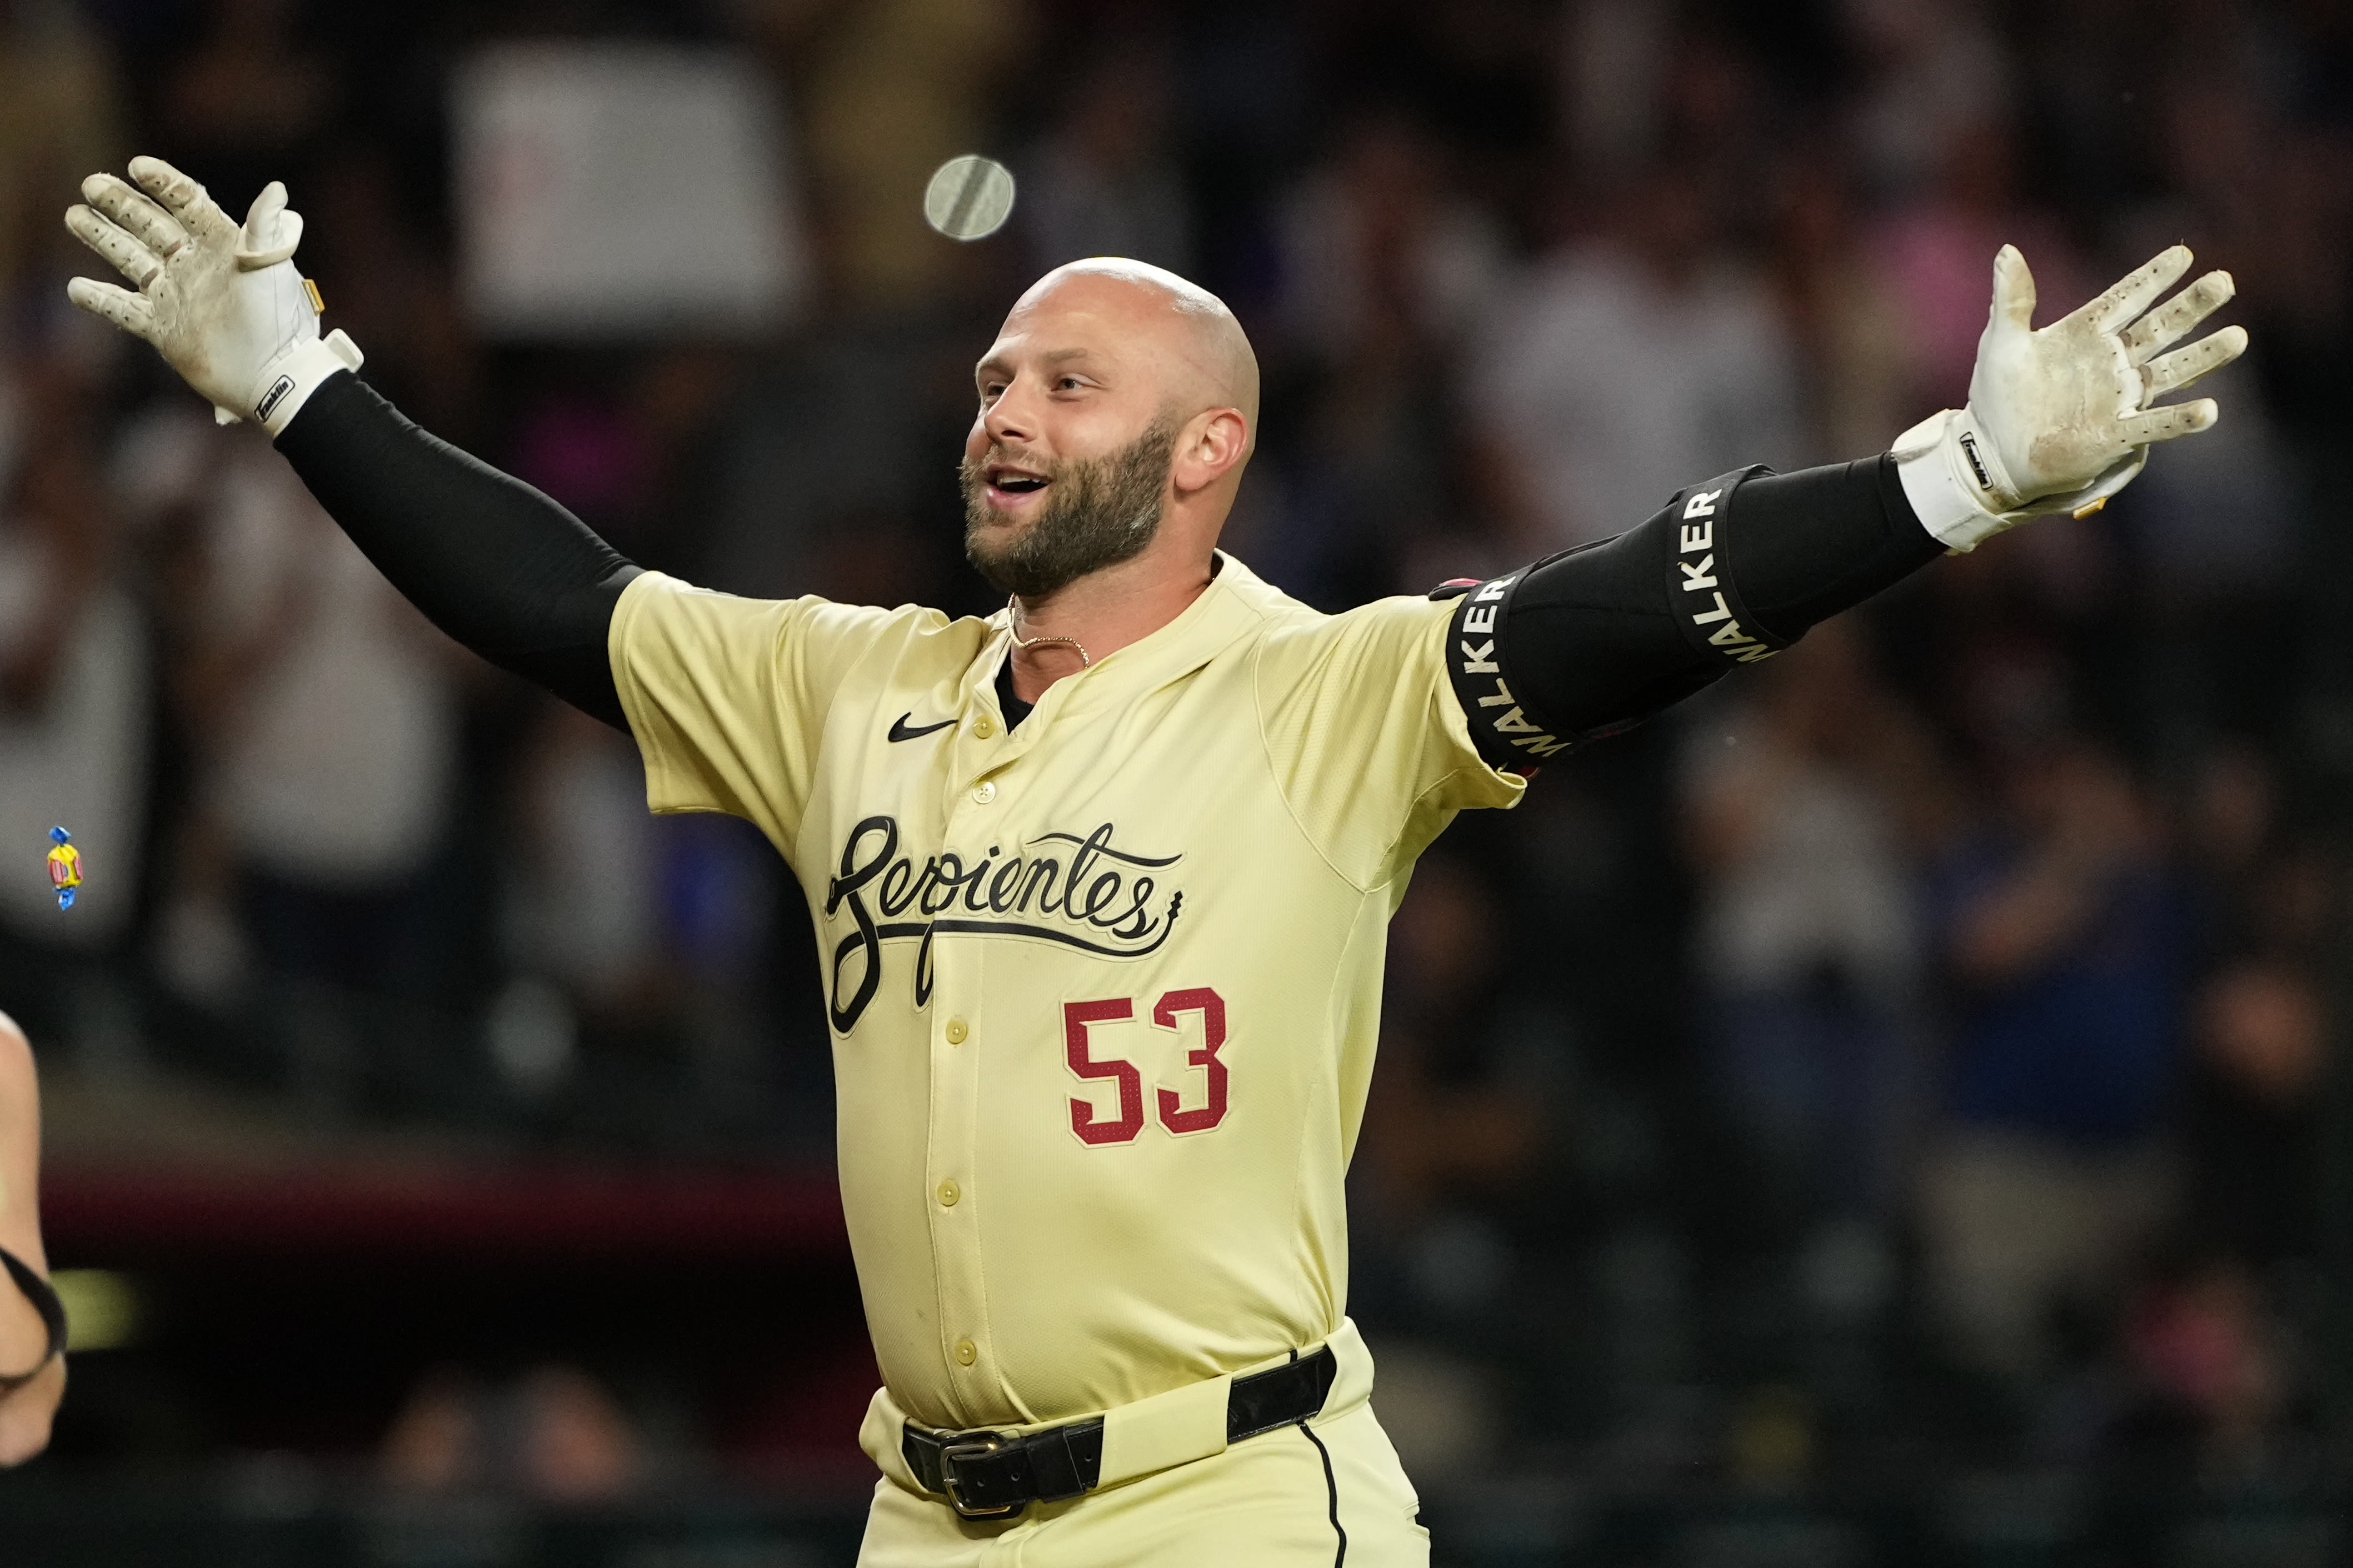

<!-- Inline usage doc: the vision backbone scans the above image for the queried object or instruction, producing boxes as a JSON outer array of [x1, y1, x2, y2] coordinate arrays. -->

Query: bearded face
[[962, 415, 1178, 599]]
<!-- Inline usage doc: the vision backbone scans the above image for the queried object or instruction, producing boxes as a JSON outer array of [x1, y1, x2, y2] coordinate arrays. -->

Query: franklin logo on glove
[[254, 374, 297, 425]]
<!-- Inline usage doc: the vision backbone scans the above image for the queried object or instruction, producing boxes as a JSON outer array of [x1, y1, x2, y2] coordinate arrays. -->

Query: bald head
[[965, 259, 1262, 601], [1004, 259, 1260, 448]]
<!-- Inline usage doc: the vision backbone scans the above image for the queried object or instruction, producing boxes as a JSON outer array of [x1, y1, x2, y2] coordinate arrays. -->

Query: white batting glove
[[63, 156, 362, 435], [1894, 244, 2247, 551]]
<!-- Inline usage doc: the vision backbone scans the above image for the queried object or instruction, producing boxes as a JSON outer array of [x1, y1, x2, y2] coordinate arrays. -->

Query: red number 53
[[1063, 989, 1229, 1145]]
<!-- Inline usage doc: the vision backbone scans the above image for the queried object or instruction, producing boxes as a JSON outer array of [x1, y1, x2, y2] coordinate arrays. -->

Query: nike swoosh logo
[[888, 713, 957, 743]]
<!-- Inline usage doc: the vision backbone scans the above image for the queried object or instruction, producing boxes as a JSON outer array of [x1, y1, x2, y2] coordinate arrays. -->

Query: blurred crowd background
[[2, 0, 2351, 1562]]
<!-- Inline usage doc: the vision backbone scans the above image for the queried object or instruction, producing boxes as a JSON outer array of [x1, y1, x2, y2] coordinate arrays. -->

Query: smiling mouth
[[978, 463, 1053, 515], [989, 467, 1049, 495]]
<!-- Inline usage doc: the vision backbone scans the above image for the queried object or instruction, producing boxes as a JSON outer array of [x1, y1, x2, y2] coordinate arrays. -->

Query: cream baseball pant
[[857, 1398, 1429, 1567]]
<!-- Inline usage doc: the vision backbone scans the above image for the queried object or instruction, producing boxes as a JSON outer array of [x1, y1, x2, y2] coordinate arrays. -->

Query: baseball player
[[0, 1010, 67, 1466], [63, 157, 2242, 1564]]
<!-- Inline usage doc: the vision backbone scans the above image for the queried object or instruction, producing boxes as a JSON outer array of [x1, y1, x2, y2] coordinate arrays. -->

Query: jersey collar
[[966, 551, 1285, 725]]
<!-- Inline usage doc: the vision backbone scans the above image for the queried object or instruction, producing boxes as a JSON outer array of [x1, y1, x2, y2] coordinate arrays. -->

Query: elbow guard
[[1441, 467, 1791, 772]]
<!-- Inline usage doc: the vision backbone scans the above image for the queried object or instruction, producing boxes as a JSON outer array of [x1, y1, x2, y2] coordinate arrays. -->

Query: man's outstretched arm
[[63, 156, 639, 727], [1460, 244, 2245, 768], [274, 372, 640, 727], [1475, 453, 1933, 753]]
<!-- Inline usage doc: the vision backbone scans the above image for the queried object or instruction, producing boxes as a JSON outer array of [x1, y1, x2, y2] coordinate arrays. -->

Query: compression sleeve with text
[[272, 370, 641, 728], [1446, 455, 1941, 769]]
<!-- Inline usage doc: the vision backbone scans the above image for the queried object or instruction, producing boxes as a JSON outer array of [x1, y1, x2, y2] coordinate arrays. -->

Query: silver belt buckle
[[938, 1433, 1023, 1519]]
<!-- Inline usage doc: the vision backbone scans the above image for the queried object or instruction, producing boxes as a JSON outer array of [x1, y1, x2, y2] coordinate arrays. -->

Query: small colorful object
[[46, 826, 81, 910]]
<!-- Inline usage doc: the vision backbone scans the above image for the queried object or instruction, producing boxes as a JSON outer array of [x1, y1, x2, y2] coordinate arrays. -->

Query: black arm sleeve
[[272, 370, 642, 729], [1443, 455, 1940, 770]]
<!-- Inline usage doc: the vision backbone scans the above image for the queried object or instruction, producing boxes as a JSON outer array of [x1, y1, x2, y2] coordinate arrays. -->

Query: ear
[[1170, 407, 1250, 495]]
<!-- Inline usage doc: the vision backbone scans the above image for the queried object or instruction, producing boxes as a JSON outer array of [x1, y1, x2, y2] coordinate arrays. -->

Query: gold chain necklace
[[1006, 597, 1092, 667]]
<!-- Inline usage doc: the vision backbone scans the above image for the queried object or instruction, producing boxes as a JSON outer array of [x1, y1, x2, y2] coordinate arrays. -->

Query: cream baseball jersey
[[608, 553, 1523, 1432]]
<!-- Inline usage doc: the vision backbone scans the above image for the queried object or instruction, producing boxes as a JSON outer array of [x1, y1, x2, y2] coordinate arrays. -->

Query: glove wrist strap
[[253, 329, 364, 438], [1891, 409, 2021, 553], [1892, 408, 2150, 553]]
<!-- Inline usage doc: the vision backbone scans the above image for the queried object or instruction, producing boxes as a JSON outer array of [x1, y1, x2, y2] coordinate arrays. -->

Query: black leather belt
[[902, 1345, 1338, 1519]]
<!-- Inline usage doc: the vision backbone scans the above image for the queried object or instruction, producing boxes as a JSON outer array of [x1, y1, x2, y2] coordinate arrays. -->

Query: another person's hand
[[1894, 244, 2246, 550], [0, 1013, 64, 1466], [64, 156, 361, 433]]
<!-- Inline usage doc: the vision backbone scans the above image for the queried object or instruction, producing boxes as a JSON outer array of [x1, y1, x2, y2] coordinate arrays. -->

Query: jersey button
[[945, 1018, 968, 1045], [955, 1339, 978, 1367], [973, 716, 995, 739], [937, 1179, 960, 1208], [972, 780, 997, 804]]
